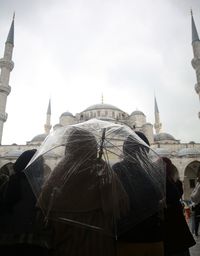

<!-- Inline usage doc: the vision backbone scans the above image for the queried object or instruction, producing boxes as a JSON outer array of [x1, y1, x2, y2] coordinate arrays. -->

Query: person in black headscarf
[[191, 166, 200, 237], [0, 149, 50, 256], [113, 132, 164, 256], [38, 127, 129, 256], [5, 150, 37, 205], [162, 157, 195, 256], [0, 172, 9, 217]]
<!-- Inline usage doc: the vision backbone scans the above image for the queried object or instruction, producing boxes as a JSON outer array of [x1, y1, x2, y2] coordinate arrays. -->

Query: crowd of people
[[191, 168, 200, 238], [0, 125, 199, 256]]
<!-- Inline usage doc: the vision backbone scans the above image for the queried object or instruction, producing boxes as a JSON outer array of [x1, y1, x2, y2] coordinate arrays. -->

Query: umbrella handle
[[45, 187, 59, 225], [98, 128, 106, 160]]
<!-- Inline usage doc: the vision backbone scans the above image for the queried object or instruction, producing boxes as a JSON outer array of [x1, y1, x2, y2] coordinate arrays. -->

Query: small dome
[[131, 110, 145, 116], [154, 133, 175, 141], [83, 103, 122, 112], [31, 133, 47, 142], [154, 148, 171, 157], [178, 148, 200, 157], [60, 111, 74, 118]]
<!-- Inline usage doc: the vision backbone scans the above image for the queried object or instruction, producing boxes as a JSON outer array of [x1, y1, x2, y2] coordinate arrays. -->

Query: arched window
[[184, 161, 200, 200]]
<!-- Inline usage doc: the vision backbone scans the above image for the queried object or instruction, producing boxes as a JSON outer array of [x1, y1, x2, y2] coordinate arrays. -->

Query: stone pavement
[[190, 235, 200, 256]]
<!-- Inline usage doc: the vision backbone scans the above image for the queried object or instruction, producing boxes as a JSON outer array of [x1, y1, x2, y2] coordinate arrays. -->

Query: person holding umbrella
[[38, 127, 129, 256]]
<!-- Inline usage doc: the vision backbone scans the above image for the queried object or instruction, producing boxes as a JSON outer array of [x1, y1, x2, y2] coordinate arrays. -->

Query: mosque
[[0, 14, 200, 200]]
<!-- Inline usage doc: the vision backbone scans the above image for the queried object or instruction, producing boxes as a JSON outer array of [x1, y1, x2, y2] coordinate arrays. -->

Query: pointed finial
[[6, 15, 15, 45], [154, 96, 159, 114], [13, 12, 15, 20], [101, 93, 104, 104], [190, 9, 193, 16], [47, 99, 51, 115], [191, 10, 200, 42]]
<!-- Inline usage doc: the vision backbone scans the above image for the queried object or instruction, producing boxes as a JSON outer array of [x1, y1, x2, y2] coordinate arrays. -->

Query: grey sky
[[0, 0, 199, 144]]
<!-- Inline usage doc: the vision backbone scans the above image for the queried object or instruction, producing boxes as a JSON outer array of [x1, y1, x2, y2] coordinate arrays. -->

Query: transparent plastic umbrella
[[24, 118, 165, 242]]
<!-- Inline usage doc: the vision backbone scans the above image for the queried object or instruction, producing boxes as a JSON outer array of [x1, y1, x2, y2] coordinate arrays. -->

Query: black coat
[[163, 179, 195, 254], [113, 160, 163, 242], [3, 171, 37, 234]]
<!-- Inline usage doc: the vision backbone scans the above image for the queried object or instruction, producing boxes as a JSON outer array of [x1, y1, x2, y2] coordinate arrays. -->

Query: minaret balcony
[[154, 123, 162, 129], [191, 58, 200, 69], [0, 84, 11, 95], [0, 58, 14, 71], [44, 124, 52, 134], [0, 112, 8, 122], [195, 83, 200, 94]]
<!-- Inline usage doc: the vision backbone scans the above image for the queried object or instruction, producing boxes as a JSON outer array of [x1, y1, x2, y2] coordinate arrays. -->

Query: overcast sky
[[0, 0, 199, 145]]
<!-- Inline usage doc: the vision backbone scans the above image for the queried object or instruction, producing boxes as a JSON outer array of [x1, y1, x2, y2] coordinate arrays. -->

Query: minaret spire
[[191, 11, 200, 118], [154, 96, 159, 114], [44, 99, 52, 134], [0, 16, 15, 144], [6, 13, 15, 45], [47, 99, 51, 115], [101, 93, 104, 104], [154, 96, 162, 134], [191, 10, 199, 43]]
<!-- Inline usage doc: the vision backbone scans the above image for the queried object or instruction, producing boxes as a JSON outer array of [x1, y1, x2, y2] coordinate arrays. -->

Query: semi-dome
[[131, 110, 145, 116], [98, 117, 116, 121], [60, 111, 74, 117], [83, 103, 122, 112], [2, 150, 25, 158], [31, 133, 47, 142], [154, 132, 175, 142], [53, 123, 63, 129], [154, 148, 171, 157], [178, 148, 200, 157]]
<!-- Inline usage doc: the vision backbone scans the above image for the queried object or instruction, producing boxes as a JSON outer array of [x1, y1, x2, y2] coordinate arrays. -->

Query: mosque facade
[[0, 15, 200, 200]]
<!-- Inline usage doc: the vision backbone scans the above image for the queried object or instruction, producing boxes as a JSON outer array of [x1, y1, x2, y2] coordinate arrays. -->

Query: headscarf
[[38, 128, 99, 214], [162, 157, 175, 181], [123, 134, 150, 163], [135, 131, 150, 146], [14, 149, 37, 173]]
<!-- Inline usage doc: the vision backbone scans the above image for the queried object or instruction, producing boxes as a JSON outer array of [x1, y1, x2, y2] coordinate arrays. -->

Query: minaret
[[101, 93, 104, 104], [191, 11, 200, 118], [0, 15, 15, 144], [154, 96, 162, 134], [44, 99, 52, 134]]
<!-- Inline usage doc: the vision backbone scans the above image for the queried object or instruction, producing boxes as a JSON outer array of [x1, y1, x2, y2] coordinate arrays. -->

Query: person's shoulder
[[112, 161, 123, 170], [7, 171, 25, 186]]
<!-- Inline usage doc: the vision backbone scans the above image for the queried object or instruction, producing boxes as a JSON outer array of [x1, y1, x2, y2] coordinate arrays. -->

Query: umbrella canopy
[[24, 118, 165, 239]]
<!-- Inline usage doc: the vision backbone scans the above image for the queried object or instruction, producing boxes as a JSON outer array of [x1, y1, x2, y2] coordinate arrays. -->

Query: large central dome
[[83, 103, 122, 112], [80, 103, 129, 123]]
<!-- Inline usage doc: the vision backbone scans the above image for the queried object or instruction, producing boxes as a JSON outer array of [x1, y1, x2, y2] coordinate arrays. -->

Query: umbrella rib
[[57, 217, 114, 237]]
